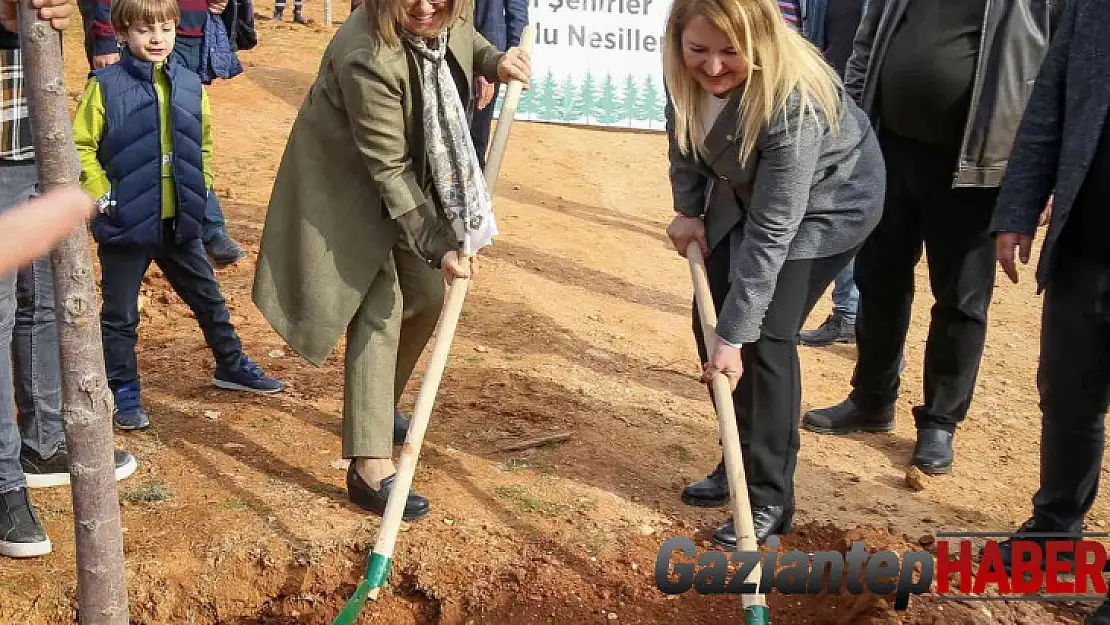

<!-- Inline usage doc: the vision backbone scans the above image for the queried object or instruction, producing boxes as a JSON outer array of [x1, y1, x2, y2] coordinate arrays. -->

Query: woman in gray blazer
[[664, 0, 884, 548]]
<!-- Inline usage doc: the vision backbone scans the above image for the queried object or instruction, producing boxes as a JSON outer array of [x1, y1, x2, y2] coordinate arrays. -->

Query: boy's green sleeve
[[201, 87, 214, 190], [73, 78, 111, 201]]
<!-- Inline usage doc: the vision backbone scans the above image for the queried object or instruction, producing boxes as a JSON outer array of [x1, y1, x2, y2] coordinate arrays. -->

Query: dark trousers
[[470, 83, 499, 170], [1032, 257, 1110, 532], [693, 236, 854, 507], [850, 131, 998, 431], [98, 229, 242, 390]]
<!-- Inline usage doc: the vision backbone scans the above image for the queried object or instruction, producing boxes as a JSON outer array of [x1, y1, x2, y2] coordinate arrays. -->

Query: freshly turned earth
[[0, 8, 1102, 624]]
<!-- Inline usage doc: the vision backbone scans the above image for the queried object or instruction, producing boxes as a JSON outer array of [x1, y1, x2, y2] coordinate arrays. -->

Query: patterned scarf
[[404, 33, 498, 255]]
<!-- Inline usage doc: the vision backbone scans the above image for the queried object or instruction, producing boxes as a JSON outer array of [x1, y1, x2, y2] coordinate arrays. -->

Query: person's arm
[[0, 188, 93, 275], [72, 77, 111, 206], [83, 0, 118, 60], [664, 88, 707, 218], [715, 98, 824, 346], [201, 87, 215, 189], [504, 0, 528, 48], [990, 0, 1076, 285], [337, 49, 457, 267], [990, 0, 1074, 239], [473, 27, 505, 81], [843, 0, 884, 106]]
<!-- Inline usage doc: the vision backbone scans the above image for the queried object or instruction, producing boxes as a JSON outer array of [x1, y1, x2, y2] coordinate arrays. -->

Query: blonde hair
[[363, 0, 471, 48], [110, 0, 180, 33], [663, 0, 842, 162]]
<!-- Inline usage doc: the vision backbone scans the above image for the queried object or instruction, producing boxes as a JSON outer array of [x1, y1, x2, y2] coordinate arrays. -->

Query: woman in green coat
[[252, 0, 530, 520]]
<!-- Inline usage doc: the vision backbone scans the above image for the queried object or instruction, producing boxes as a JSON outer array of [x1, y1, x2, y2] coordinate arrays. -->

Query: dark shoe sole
[[25, 454, 138, 489], [711, 519, 794, 550], [114, 418, 150, 431], [913, 461, 953, 476], [798, 335, 855, 347], [213, 379, 284, 394], [802, 420, 895, 435], [681, 492, 730, 508], [349, 490, 430, 522]]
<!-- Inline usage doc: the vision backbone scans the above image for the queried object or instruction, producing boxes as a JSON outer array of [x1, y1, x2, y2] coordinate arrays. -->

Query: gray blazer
[[667, 89, 885, 345], [991, 0, 1108, 289]]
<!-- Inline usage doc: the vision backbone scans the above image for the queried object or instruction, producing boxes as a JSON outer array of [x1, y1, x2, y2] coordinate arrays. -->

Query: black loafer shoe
[[393, 410, 410, 446], [711, 504, 794, 549], [802, 398, 895, 435], [681, 460, 730, 508], [994, 517, 1078, 573], [912, 428, 954, 475], [346, 466, 430, 521]]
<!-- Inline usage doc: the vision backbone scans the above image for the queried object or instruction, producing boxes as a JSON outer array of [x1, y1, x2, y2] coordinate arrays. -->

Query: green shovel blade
[[332, 553, 392, 625], [332, 580, 372, 625], [744, 605, 771, 625]]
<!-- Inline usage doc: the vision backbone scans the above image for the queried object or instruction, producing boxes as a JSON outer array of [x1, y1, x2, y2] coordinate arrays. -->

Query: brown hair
[[110, 0, 181, 34], [363, 0, 470, 48]]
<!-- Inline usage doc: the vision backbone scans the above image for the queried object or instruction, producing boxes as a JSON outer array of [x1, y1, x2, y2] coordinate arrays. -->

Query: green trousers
[[342, 245, 443, 458]]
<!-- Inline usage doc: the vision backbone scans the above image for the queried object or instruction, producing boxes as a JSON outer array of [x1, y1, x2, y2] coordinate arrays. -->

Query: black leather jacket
[[844, 0, 1066, 187]]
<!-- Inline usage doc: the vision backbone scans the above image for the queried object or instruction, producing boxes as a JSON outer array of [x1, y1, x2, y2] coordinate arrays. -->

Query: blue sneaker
[[113, 383, 151, 430], [213, 356, 284, 394]]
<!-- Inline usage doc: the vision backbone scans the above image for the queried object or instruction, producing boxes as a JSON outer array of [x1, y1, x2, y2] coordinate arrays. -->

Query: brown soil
[[1, 9, 1104, 624]]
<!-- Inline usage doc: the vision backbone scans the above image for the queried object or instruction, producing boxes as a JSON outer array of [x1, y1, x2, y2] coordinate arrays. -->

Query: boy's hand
[[92, 53, 120, 69], [1, 0, 74, 31]]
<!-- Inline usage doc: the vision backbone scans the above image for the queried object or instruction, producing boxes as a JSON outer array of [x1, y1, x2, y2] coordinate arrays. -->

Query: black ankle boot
[[912, 428, 954, 475], [802, 398, 895, 435], [711, 504, 794, 549], [681, 460, 730, 508]]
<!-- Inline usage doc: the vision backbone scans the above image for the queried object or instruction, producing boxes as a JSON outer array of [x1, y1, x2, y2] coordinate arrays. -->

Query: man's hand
[[92, 53, 120, 69], [666, 213, 708, 259], [476, 76, 495, 111], [1, 0, 74, 31], [1039, 195, 1054, 227], [996, 232, 1033, 284]]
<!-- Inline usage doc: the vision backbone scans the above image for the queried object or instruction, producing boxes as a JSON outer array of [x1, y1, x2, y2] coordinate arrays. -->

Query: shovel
[[686, 240, 771, 624]]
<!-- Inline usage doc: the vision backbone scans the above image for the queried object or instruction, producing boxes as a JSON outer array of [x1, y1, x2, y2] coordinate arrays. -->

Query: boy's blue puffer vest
[[91, 54, 207, 246]]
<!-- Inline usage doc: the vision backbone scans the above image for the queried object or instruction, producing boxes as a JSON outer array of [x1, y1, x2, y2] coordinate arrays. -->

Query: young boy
[[73, 0, 282, 431]]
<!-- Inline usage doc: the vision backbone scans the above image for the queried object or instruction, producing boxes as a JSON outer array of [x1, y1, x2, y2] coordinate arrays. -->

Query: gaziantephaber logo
[[655, 531, 1109, 608]]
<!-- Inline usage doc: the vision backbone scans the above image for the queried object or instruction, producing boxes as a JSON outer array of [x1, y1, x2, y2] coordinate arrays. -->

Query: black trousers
[[1032, 256, 1110, 532], [850, 131, 998, 431], [693, 237, 854, 507], [98, 228, 242, 390]]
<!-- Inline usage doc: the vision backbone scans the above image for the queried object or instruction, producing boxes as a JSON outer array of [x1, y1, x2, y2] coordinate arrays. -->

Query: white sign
[[498, 0, 671, 130]]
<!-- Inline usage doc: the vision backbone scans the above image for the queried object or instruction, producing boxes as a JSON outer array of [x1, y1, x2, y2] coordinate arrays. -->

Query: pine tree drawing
[[559, 75, 576, 121], [619, 75, 641, 125], [516, 81, 536, 117], [571, 71, 599, 123], [537, 70, 562, 121], [638, 75, 663, 123], [597, 73, 621, 124]]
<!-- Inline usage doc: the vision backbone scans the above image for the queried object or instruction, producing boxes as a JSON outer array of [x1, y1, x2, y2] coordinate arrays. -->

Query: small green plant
[[222, 498, 248, 511], [123, 478, 171, 503], [492, 485, 567, 517]]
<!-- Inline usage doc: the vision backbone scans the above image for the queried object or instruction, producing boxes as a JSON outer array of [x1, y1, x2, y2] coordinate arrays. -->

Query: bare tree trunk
[[18, 8, 130, 625]]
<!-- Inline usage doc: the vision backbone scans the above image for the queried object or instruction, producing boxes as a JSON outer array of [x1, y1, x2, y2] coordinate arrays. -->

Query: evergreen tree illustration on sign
[[537, 70, 562, 121], [559, 74, 576, 121], [597, 73, 622, 124], [638, 75, 664, 122], [571, 71, 599, 123], [516, 80, 536, 116], [620, 74, 641, 125]]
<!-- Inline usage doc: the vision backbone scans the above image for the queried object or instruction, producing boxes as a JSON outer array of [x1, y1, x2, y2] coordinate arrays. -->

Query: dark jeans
[[1031, 256, 1110, 532], [470, 82, 498, 170], [693, 236, 855, 507], [98, 229, 243, 390], [851, 131, 998, 432]]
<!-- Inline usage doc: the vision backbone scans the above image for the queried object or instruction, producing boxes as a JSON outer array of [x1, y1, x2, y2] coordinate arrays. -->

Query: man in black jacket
[[989, 2, 1110, 619], [803, 0, 1064, 474]]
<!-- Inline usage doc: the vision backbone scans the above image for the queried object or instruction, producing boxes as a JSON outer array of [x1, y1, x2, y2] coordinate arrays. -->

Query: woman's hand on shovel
[[441, 251, 479, 283], [701, 337, 743, 390], [667, 214, 708, 259]]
